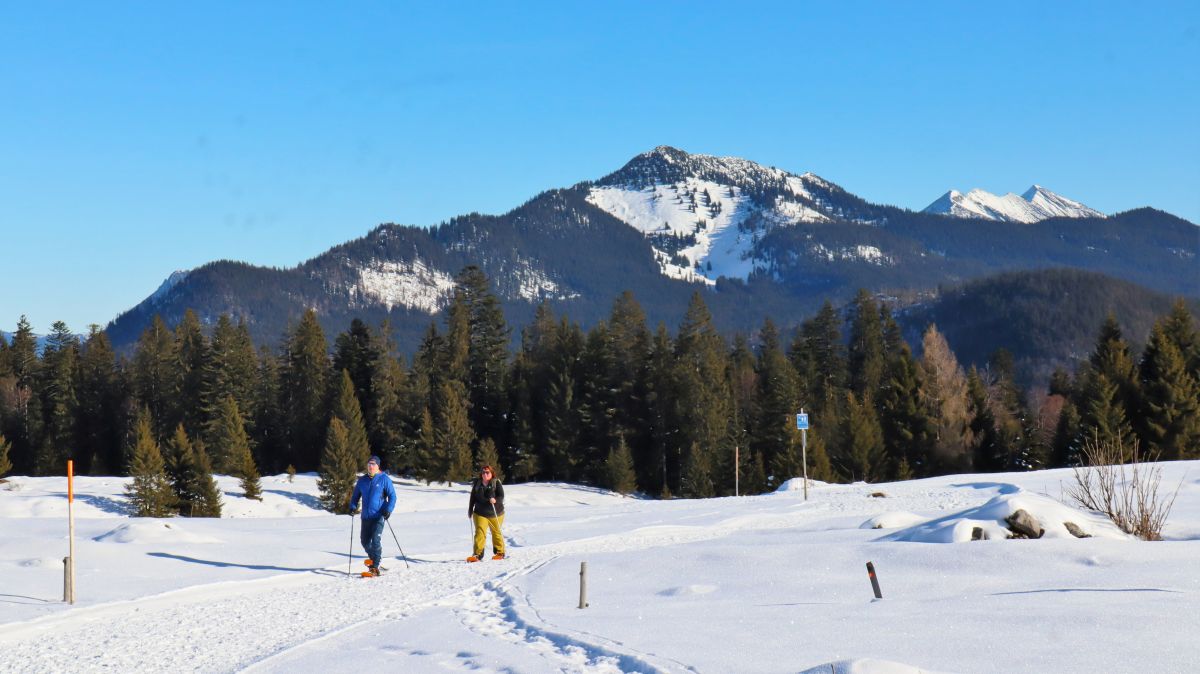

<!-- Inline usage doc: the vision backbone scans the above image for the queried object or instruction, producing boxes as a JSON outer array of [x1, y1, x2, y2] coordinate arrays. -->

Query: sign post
[[66, 459, 75, 604], [796, 411, 809, 501], [734, 445, 739, 497]]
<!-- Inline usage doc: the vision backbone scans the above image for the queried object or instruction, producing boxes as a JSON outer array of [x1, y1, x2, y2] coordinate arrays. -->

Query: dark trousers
[[360, 517, 384, 567]]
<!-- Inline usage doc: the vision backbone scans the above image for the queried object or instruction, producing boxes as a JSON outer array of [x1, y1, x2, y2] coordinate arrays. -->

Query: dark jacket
[[351, 472, 397, 520], [468, 478, 504, 518]]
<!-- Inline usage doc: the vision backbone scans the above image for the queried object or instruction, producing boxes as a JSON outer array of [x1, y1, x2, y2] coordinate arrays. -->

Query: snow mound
[[861, 511, 927, 530], [657, 584, 717, 597], [880, 489, 1129, 543], [94, 521, 223, 545], [775, 478, 826, 492], [800, 658, 954, 674]]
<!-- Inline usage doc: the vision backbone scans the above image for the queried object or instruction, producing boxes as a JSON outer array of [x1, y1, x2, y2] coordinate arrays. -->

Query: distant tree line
[[1, 266, 1197, 512]]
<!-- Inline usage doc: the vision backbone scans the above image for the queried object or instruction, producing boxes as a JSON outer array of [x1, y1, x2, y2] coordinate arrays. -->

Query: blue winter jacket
[[350, 472, 397, 520]]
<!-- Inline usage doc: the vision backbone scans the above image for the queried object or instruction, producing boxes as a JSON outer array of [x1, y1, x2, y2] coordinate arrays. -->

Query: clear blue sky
[[3, 2, 1197, 334]]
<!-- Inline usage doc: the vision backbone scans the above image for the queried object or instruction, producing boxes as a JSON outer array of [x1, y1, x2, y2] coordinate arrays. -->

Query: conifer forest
[[2, 266, 1197, 516]]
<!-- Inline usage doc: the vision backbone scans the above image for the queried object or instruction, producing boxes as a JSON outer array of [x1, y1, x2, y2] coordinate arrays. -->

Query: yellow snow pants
[[472, 513, 505, 557]]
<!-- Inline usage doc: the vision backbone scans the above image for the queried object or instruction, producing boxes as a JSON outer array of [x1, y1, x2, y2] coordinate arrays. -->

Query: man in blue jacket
[[350, 455, 397, 576]]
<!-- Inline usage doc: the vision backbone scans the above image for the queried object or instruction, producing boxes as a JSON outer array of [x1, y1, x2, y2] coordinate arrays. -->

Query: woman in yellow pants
[[467, 465, 505, 562]]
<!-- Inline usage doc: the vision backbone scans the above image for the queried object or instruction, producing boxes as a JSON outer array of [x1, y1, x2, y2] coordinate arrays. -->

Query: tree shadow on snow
[[0, 593, 54, 605], [147, 551, 327, 573], [949, 482, 1021, 495], [991, 587, 1182, 596], [262, 489, 323, 510], [73, 492, 135, 516]]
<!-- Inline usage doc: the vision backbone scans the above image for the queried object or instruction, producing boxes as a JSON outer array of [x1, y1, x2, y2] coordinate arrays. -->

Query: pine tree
[[174, 310, 210, 437], [35, 321, 80, 475], [680, 442, 714, 498], [1088, 314, 1140, 432], [673, 293, 731, 493], [436, 381, 475, 483], [966, 367, 998, 471], [332, 319, 382, 432], [76, 326, 124, 475], [252, 347, 285, 473], [476, 436, 503, 482], [752, 319, 801, 472], [1076, 369, 1136, 455], [164, 424, 221, 517], [188, 440, 223, 517], [6, 316, 40, 475], [0, 433, 12, 479], [1160, 299, 1200, 379], [840, 391, 886, 482], [846, 290, 885, 399], [370, 347, 409, 472], [453, 267, 510, 454], [789, 301, 846, 419], [132, 315, 180, 441], [331, 370, 371, 468], [1139, 323, 1200, 460], [125, 409, 176, 517], [201, 315, 259, 451], [879, 333, 934, 479], [212, 395, 260, 500], [415, 405, 439, 483], [604, 435, 638, 495], [280, 309, 329, 471], [318, 417, 358, 513]]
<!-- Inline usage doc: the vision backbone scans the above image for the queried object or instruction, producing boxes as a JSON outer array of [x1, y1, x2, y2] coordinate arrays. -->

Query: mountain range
[[104, 146, 1199, 367]]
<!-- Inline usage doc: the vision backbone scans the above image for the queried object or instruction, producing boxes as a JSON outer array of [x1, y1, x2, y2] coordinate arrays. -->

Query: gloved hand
[[349, 508, 359, 515], [383, 511, 390, 521]]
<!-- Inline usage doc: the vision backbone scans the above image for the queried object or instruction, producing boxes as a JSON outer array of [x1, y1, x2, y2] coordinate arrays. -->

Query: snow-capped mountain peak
[[588, 147, 886, 285], [923, 185, 1105, 223]]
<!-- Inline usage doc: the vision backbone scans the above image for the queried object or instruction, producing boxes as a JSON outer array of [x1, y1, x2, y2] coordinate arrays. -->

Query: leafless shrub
[[1065, 433, 1180, 541]]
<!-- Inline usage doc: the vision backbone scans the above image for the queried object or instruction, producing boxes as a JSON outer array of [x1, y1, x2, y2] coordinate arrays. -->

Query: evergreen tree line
[[1, 267, 1197, 509]]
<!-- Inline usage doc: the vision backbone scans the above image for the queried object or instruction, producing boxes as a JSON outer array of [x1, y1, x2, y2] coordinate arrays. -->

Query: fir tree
[[846, 290, 885, 399], [789, 300, 846, 418], [752, 319, 800, 472], [476, 437, 503, 482], [879, 332, 934, 478], [1139, 323, 1200, 460], [454, 267, 511, 455], [132, 315, 180, 441], [125, 409, 176, 517], [332, 319, 382, 432], [0, 433, 12, 479], [318, 417, 358, 513], [76, 327, 124, 475], [604, 435, 638, 495], [1076, 370, 1136, 455], [212, 395, 261, 500], [680, 442, 714, 498], [164, 424, 221, 517], [280, 309, 329, 471], [201, 315, 259, 450], [5, 317, 40, 475], [1160, 299, 1200, 379], [174, 310, 210, 437], [840, 391, 886, 482], [331, 370, 371, 468], [966, 367, 998, 471], [436, 381, 475, 483], [370, 346, 409, 472], [35, 321, 79, 475]]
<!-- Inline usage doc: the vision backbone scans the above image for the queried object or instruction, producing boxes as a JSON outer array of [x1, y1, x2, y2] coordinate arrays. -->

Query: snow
[[587, 175, 830, 285], [149, 270, 190, 305], [2, 463, 1199, 673], [353, 257, 456, 313], [923, 186, 1106, 223]]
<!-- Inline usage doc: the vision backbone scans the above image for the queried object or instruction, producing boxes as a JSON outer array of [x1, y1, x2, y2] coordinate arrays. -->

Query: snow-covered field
[[2, 464, 1198, 673]]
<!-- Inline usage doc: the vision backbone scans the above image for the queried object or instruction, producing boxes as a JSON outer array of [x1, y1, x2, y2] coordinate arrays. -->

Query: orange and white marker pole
[[65, 460, 75, 604]]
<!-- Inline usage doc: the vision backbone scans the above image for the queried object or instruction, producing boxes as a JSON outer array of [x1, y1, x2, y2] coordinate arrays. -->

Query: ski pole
[[385, 518, 410, 569], [347, 513, 355, 578]]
